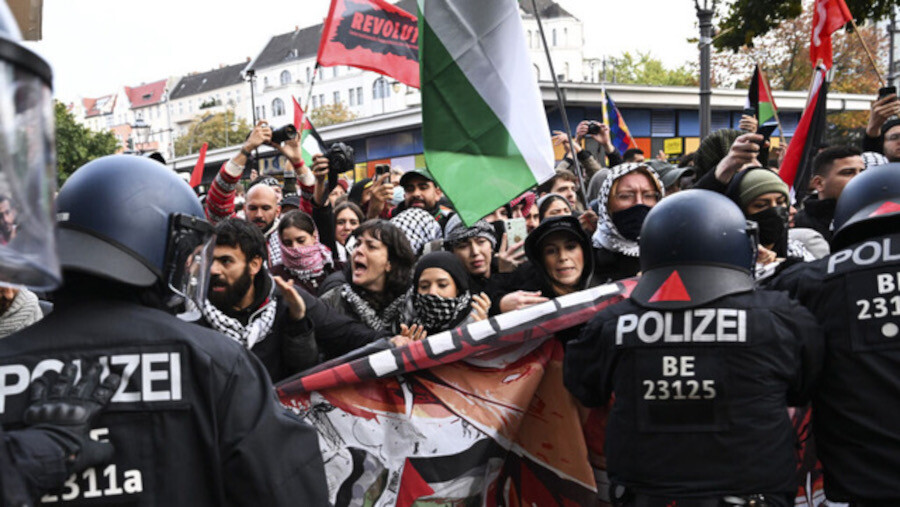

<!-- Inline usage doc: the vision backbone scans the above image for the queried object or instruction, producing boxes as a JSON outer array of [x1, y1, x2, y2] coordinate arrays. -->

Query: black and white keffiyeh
[[442, 214, 496, 250], [267, 231, 282, 267], [591, 163, 663, 257], [340, 283, 407, 332], [409, 289, 472, 334], [201, 294, 277, 349], [391, 207, 443, 255]]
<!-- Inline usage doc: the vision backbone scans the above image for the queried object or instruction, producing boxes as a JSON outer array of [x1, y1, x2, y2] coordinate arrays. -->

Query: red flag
[[780, 66, 829, 203], [189, 142, 208, 188], [317, 0, 420, 88], [810, 0, 853, 69]]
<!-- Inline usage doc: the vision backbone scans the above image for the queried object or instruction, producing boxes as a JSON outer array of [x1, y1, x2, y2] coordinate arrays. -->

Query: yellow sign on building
[[664, 138, 683, 155]]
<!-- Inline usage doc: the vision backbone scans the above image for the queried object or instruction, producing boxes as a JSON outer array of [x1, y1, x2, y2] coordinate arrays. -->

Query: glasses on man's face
[[886, 133, 900, 142], [614, 191, 660, 205]]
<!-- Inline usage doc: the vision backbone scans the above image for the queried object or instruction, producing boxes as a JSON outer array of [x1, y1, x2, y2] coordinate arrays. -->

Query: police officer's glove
[[23, 361, 121, 474]]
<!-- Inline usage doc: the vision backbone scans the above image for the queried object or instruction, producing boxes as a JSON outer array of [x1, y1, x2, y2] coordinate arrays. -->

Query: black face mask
[[748, 206, 788, 246], [611, 204, 651, 241]]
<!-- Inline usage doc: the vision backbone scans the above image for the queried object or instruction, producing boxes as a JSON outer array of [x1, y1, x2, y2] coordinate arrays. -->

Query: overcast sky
[[25, 0, 701, 102]]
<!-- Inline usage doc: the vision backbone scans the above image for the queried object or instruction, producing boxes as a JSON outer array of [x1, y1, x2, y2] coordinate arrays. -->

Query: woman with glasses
[[591, 163, 665, 282]]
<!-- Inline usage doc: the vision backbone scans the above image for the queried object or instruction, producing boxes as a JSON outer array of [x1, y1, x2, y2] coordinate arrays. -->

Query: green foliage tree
[[54, 101, 119, 184], [715, 0, 899, 52], [606, 51, 699, 87], [309, 103, 358, 127], [173, 111, 252, 157]]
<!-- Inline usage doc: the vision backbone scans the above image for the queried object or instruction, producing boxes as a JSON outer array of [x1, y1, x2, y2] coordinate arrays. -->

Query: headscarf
[[591, 163, 664, 257], [510, 191, 537, 218], [391, 207, 443, 255], [443, 214, 497, 250], [537, 193, 572, 221], [405, 252, 472, 334]]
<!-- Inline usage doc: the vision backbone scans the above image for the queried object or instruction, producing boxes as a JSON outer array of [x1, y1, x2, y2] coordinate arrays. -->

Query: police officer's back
[[0, 157, 328, 505], [565, 190, 822, 506], [772, 165, 900, 502]]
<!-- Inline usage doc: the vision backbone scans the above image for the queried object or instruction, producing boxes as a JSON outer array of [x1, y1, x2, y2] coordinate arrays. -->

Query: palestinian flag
[[293, 96, 325, 167], [746, 65, 778, 128], [780, 64, 829, 203], [418, 0, 555, 226]]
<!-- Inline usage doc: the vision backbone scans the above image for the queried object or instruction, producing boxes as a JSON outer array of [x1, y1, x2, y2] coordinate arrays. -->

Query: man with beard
[[0, 194, 16, 244], [389, 168, 453, 227], [201, 218, 316, 381], [201, 218, 390, 379]]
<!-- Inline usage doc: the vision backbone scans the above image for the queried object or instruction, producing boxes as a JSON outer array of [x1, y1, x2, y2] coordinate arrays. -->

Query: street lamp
[[695, 0, 718, 139], [374, 76, 400, 114]]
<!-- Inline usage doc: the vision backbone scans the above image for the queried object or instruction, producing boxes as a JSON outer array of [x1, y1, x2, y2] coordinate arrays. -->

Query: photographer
[[205, 120, 271, 225]]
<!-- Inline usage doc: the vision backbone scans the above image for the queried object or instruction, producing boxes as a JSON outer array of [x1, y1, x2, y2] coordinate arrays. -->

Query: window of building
[[373, 79, 391, 99], [563, 28, 568, 46], [312, 96, 318, 108], [334, 91, 340, 104], [333, 67, 338, 78], [356, 87, 363, 105], [319, 93, 325, 106], [306, 67, 311, 83], [272, 98, 285, 116], [349, 88, 355, 106], [280, 70, 291, 85], [651, 110, 676, 137], [263, 77, 269, 89], [552, 29, 557, 46]]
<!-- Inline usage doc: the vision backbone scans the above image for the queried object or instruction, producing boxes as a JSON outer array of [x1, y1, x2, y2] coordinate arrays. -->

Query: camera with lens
[[326, 142, 354, 174], [587, 121, 602, 135], [271, 124, 298, 145]]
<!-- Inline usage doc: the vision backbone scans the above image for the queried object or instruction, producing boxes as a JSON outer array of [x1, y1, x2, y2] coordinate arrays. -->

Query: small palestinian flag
[[747, 65, 778, 128], [293, 96, 325, 167]]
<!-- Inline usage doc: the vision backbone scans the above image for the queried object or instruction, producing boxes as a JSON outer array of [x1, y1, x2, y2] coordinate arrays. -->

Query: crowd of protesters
[[0, 87, 897, 505]]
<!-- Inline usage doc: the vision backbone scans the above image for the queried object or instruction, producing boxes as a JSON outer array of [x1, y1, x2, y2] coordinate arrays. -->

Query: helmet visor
[[165, 214, 215, 321], [0, 58, 59, 289]]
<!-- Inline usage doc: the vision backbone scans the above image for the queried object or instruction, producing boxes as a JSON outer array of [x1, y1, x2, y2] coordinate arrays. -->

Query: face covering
[[748, 206, 788, 247], [611, 204, 651, 241], [414, 292, 472, 333], [279, 235, 332, 279], [392, 185, 405, 205]]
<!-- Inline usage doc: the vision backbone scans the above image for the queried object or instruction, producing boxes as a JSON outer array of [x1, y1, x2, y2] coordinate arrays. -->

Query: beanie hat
[[348, 178, 372, 205], [694, 129, 742, 180], [881, 118, 900, 136], [443, 214, 497, 249], [737, 168, 788, 209], [412, 252, 470, 293]]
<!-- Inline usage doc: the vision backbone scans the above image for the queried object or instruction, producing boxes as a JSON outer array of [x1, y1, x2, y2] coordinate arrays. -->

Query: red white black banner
[[317, 0, 420, 88]]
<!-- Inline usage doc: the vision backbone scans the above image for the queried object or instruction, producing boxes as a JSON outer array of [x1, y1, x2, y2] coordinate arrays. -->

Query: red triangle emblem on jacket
[[869, 201, 900, 218], [648, 270, 691, 302]]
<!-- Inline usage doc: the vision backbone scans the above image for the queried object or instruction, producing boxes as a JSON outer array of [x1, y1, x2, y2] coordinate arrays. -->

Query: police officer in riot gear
[[565, 189, 822, 506], [772, 164, 900, 503], [0, 3, 131, 504], [0, 155, 329, 505]]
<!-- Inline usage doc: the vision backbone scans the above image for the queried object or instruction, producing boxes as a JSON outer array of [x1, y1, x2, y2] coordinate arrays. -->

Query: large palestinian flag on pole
[[780, 64, 829, 203], [418, 0, 555, 226]]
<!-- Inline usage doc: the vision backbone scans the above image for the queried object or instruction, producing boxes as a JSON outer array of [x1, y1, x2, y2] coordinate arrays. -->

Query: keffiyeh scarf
[[391, 207, 443, 255], [340, 283, 408, 332], [409, 289, 472, 334], [201, 295, 277, 349], [591, 163, 663, 257]]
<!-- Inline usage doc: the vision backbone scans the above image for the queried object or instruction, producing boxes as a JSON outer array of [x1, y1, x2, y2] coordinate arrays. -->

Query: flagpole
[[757, 64, 787, 147], [529, 0, 587, 205], [848, 18, 886, 87], [304, 63, 321, 114]]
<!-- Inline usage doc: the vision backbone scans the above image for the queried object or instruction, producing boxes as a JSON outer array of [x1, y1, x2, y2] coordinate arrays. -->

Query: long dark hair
[[352, 219, 415, 300], [334, 201, 364, 224]]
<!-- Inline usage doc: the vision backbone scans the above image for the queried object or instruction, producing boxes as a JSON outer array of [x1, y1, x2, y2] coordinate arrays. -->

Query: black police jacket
[[772, 232, 900, 501], [0, 297, 329, 506], [564, 290, 822, 497]]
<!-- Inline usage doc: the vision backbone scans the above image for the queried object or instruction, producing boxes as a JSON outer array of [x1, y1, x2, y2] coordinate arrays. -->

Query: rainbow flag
[[601, 90, 637, 154]]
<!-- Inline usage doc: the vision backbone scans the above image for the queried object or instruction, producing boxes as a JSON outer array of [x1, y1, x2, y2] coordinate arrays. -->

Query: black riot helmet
[[56, 155, 215, 319], [631, 189, 757, 309], [0, 3, 59, 289], [832, 164, 900, 249]]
